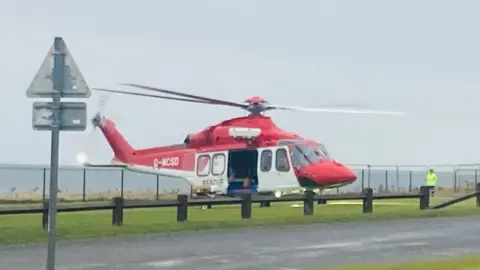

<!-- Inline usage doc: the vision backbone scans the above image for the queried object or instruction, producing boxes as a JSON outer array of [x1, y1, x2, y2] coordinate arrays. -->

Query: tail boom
[[93, 114, 196, 182], [95, 115, 135, 163]]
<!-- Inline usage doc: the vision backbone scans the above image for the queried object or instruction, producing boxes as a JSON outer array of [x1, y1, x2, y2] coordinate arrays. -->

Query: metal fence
[[346, 164, 479, 194], [0, 164, 478, 201]]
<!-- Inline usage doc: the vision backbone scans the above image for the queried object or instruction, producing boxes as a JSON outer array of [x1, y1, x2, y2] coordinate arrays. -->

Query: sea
[[0, 163, 478, 197]]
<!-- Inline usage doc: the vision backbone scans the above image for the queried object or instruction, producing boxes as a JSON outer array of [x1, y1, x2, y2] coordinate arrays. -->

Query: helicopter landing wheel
[[260, 201, 271, 207], [201, 204, 212, 210], [316, 188, 326, 204]]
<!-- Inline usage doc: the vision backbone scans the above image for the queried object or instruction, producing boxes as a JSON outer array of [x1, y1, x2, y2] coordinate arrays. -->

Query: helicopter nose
[[298, 161, 357, 186]]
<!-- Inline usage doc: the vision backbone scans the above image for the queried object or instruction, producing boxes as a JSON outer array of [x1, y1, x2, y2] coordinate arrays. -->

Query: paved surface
[[1, 216, 480, 270]]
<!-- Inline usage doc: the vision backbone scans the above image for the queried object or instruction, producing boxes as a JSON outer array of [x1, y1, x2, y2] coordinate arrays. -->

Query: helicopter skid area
[[190, 181, 353, 199], [191, 189, 271, 199], [192, 192, 282, 200]]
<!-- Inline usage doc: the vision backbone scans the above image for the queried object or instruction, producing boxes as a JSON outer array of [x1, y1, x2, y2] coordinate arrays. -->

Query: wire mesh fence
[[0, 163, 477, 201]]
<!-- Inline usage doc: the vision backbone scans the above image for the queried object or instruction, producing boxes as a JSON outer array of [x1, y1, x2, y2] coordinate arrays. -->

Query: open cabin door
[[226, 148, 259, 196], [256, 146, 299, 192]]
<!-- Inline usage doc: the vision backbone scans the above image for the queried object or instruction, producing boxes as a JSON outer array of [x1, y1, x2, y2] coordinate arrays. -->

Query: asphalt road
[[2, 216, 480, 270]]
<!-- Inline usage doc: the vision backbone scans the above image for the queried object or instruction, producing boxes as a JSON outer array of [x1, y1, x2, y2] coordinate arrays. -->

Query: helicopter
[[77, 83, 406, 198]]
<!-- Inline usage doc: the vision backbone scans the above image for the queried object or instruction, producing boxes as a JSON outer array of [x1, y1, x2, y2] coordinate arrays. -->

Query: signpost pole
[[26, 36, 90, 270], [46, 37, 64, 270]]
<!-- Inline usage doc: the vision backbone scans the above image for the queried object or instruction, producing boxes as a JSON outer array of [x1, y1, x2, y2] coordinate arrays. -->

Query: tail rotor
[[91, 93, 109, 129], [76, 94, 110, 165]]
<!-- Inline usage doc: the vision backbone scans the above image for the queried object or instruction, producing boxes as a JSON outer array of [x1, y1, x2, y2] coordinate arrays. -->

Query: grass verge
[[314, 255, 480, 270], [0, 197, 478, 245]]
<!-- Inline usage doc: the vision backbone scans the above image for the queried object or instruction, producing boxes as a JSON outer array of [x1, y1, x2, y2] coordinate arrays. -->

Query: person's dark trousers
[[427, 185, 435, 197]]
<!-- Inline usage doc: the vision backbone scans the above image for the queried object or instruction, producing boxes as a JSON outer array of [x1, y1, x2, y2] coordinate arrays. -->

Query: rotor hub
[[244, 96, 269, 115], [91, 112, 105, 127], [244, 96, 267, 104]]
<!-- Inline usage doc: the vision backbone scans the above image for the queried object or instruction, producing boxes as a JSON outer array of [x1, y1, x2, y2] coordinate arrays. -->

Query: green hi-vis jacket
[[426, 172, 437, 186]]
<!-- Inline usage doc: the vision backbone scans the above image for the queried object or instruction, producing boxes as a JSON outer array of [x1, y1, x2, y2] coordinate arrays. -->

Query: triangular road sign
[[26, 37, 91, 98]]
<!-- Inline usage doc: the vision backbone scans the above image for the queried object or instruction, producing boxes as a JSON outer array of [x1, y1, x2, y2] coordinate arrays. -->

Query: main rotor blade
[[267, 104, 407, 115], [93, 88, 219, 105], [123, 83, 247, 108], [309, 102, 369, 108]]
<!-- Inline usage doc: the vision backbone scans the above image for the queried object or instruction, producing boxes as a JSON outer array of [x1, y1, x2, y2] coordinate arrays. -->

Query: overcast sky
[[1, 0, 479, 166]]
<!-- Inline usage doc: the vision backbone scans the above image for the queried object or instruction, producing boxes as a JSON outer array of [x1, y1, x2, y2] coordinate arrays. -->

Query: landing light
[[76, 152, 88, 165], [228, 127, 261, 139], [274, 191, 282, 198]]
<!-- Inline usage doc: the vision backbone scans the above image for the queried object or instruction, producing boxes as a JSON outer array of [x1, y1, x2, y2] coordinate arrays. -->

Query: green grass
[[0, 197, 478, 245], [313, 255, 480, 269]]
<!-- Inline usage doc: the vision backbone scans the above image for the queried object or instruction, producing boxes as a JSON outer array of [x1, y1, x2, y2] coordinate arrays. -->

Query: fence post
[[42, 168, 47, 202], [241, 193, 252, 219], [367, 165, 371, 188], [112, 197, 124, 226], [362, 188, 373, 213], [120, 170, 124, 198], [396, 166, 400, 191], [475, 170, 478, 186], [82, 168, 87, 202], [156, 175, 160, 201], [476, 183, 480, 208], [408, 171, 412, 192], [385, 170, 388, 192], [453, 169, 458, 193], [303, 190, 314, 216], [361, 169, 365, 189], [42, 200, 49, 231], [419, 186, 430, 210], [177, 194, 188, 222]]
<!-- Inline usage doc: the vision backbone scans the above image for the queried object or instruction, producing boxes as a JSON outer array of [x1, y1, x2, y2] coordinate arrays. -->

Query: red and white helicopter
[[77, 83, 406, 198]]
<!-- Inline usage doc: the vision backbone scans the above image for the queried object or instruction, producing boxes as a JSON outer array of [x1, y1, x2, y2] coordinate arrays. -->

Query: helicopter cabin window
[[196, 155, 211, 176], [275, 148, 290, 172], [260, 150, 272, 172], [212, 153, 226, 176]]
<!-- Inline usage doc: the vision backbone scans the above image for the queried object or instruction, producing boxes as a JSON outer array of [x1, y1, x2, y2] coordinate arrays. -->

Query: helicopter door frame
[[256, 146, 299, 192]]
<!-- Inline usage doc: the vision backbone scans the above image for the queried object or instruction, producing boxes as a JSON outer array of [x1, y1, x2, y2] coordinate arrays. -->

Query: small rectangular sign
[[32, 102, 87, 131]]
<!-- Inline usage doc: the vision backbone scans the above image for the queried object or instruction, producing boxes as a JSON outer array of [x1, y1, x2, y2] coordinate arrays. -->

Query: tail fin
[[94, 114, 135, 163]]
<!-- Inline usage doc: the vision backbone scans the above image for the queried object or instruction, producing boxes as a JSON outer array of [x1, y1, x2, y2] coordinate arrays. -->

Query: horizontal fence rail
[[1, 185, 479, 230]]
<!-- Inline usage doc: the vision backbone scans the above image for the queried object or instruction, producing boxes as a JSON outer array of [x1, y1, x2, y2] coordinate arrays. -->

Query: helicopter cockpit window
[[288, 144, 328, 169], [278, 139, 302, 146], [318, 143, 331, 159]]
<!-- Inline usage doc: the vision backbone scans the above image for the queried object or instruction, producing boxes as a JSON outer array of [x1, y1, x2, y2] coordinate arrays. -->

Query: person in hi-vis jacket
[[425, 169, 438, 196]]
